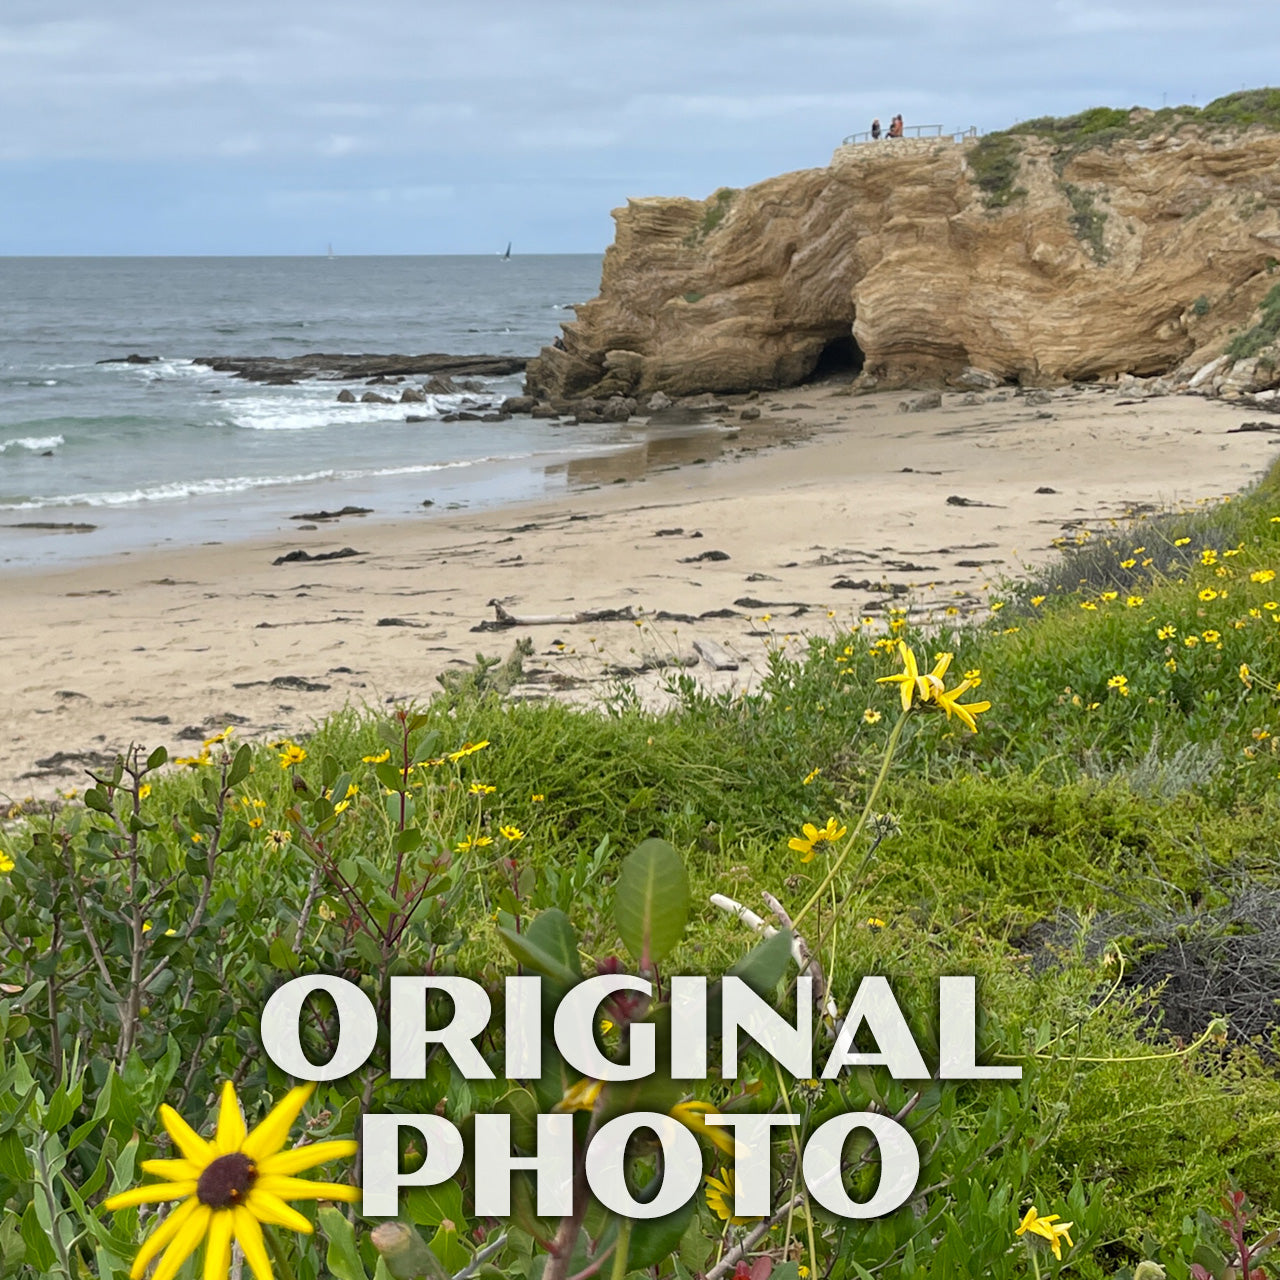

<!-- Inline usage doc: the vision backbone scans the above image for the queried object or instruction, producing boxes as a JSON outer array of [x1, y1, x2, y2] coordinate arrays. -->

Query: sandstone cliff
[[526, 97, 1280, 400]]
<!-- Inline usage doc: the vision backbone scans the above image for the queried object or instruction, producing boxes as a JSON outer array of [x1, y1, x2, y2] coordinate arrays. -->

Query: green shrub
[[1226, 282, 1280, 359], [967, 133, 1026, 208]]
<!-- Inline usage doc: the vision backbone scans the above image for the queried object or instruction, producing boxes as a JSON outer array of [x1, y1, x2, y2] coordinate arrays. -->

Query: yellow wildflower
[[788, 817, 848, 863], [862, 708, 882, 725], [1251, 569, 1276, 584], [932, 680, 992, 732], [362, 749, 391, 764], [1126, 595, 1145, 607], [277, 743, 306, 770], [554, 1078, 604, 1113], [447, 740, 490, 762], [499, 825, 525, 841], [1156, 624, 1176, 640], [802, 767, 821, 785], [1107, 674, 1130, 696], [455, 835, 493, 852], [265, 830, 291, 852], [0, 851, 15, 874], [669, 1100, 736, 1158], [1015, 1206, 1074, 1262], [704, 1168, 757, 1225], [468, 782, 497, 796], [1199, 588, 1218, 602], [103, 1081, 358, 1280], [1030, 595, 1046, 607]]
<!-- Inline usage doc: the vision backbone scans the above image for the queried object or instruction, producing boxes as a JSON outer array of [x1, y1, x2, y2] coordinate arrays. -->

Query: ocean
[[0, 254, 661, 568]]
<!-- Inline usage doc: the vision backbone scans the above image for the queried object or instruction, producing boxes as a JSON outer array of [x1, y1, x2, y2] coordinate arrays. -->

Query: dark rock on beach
[[272, 546, 364, 566], [193, 353, 528, 384], [289, 506, 371, 521], [97, 354, 161, 365]]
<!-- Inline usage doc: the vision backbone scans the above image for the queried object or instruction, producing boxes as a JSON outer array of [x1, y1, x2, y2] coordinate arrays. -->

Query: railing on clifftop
[[841, 125, 979, 145]]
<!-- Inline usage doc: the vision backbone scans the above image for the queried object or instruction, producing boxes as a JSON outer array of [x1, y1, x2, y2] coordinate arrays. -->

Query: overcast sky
[[1, 0, 1275, 255]]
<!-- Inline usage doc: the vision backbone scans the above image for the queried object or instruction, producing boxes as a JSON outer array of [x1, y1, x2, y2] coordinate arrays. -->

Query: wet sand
[[1, 383, 1274, 802]]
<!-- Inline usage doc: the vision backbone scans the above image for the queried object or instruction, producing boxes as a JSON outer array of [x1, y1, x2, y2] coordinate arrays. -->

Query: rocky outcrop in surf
[[525, 92, 1280, 401]]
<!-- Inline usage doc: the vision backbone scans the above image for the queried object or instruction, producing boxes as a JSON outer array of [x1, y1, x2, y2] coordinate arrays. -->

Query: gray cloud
[[0, 0, 1275, 251]]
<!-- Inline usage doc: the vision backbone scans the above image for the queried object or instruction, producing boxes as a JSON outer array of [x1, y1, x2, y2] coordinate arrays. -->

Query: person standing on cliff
[[888, 114, 903, 138], [871, 118, 882, 140]]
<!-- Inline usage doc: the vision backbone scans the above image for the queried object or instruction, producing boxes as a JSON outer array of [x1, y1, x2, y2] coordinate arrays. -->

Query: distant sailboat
[[501, 242, 512, 260], [326, 243, 335, 259]]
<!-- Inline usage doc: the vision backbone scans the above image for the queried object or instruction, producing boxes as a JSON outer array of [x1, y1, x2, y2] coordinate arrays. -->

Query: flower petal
[[241, 1084, 315, 1161], [128, 1198, 199, 1280], [152, 1203, 211, 1280], [233, 1204, 276, 1280], [245, 1187, 315, 1233], [258, 1139, 358, 1177], [160, 1104, 214, 1165], [215, 1081, 248, 1154], [203, 1210, 234, 1280], [254, 1174, 361, 1202], [104, 1181, 198, 1211], [139, 1158, 201, 1181]]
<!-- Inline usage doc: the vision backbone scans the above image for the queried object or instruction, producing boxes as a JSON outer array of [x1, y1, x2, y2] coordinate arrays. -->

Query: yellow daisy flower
[[103, 1081, 358, 1280], [704, 1168, 758, 1225], [932, 680, 992, 733], [788, 817, 848, 863]]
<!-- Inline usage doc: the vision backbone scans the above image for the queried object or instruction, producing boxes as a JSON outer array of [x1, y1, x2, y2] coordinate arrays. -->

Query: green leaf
[[614, 838, 689, 966], [320, 1204, 370, 1280], [404, 1181, 466, 1228], [523, 910, 582, 979], [628, 1196, 696, 1269], [377, 762, 410, 793], [84, 788, 112, 814], [227, 744, 252, 788], [728, 928, 794, 996], [429, 1220, 472, 1275], [20, 1203, 56, 1274], [497, 925, 580, 989], [145, 746, 168, 771]]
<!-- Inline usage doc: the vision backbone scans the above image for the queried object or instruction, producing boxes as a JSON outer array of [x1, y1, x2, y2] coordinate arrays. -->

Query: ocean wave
[[0, 435, 65, 454], [0, 455, 530, 511], [229, 391, 496, 431]]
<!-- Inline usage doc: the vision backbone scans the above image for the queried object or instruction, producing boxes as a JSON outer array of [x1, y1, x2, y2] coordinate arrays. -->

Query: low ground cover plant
[[5, 461, 1280, 1279]]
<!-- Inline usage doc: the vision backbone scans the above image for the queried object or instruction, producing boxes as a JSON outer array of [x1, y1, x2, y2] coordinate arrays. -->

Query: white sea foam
[[0, 455, 531, 511], [228, 391, 496, 431], [0, 435, 65, 454]]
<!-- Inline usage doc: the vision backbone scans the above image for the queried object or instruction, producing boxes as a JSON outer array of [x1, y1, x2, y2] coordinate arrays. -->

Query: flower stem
[[610, 1217, 632, 1280], [791, 708, 909, 929]]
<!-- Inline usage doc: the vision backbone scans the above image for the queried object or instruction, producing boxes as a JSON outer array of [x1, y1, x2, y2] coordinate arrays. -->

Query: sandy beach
[[2, 383, 1274, 802]]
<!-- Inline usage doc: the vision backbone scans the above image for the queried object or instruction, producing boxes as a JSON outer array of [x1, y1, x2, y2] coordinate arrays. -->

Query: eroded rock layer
[[526, 126, 1280, 398]]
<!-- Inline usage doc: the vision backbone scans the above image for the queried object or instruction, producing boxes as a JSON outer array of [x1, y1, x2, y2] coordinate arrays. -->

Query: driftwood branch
[[709, 893, 839, 1021], [472, 601, 636, 631]]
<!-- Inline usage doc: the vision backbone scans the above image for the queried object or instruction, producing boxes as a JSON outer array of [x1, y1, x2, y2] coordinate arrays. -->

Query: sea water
[[0, 254, 654, 567]]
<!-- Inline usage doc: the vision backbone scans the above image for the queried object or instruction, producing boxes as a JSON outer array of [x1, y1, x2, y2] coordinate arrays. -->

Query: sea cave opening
[[804, 332, 864, 383]]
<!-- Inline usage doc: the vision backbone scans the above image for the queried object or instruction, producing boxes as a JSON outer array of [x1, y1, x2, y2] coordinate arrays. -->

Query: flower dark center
[[196, 1153, 257, 1209]]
